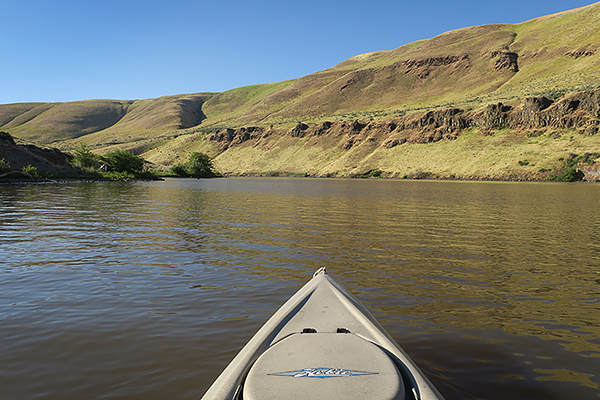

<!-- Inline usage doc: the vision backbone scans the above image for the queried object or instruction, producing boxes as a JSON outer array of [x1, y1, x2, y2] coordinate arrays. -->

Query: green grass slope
[[0, 100, 131, 143], [497, 4, 600, 99], [199, 2, 600, 126], [0, 94, 214, 146]]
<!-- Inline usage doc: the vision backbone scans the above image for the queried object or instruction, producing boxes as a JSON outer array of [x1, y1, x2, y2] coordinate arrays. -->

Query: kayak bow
[[201, 268, 445, 400]]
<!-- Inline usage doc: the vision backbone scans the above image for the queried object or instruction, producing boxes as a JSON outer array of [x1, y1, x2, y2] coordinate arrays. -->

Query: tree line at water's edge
[[0, 131, 219, 181]]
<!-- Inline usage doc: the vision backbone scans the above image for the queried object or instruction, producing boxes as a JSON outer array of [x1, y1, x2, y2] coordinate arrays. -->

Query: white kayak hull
[[201, 268, 445, 400]]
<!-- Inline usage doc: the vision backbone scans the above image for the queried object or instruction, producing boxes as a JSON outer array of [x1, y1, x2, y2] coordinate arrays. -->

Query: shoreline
[[4, 174, 590, 185], [2, 162, 598, 185], [0, 175, 165, 185]]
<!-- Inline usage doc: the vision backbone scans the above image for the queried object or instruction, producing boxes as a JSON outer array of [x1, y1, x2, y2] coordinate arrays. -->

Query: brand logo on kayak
[[269, 368, 377, 378]]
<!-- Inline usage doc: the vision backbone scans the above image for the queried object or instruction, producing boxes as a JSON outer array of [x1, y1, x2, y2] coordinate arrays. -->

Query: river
[[1, 178, 599, 399]]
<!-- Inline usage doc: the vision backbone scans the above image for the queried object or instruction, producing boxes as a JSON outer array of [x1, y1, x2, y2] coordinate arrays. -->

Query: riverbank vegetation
[[2, 129, 224, 181], [169, 152, 220, 178], [0, 158, 10, 174], [70, 145, 159, 180]]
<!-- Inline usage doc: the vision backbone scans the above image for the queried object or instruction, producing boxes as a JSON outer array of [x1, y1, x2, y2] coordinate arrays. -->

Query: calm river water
[[1, 178, 599, 400]]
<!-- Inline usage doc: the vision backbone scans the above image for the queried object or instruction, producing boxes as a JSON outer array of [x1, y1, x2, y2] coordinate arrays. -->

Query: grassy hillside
[[492, 4, 600, 100], [1, 2, 600, 180], [0, 100, 131, 144], [207, 127, 600, 180], [3, 3, 600, 142], [0, 94, 214, 146], [139, 88, 600, 181], [197, 2, 600, 126]]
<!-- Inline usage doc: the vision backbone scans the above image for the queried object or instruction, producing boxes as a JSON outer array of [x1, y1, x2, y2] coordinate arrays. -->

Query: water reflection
[[1, 178, 599, 399]]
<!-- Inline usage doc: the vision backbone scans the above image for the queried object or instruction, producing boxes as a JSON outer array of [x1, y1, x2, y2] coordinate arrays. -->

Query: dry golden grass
[[1, 94, 213, 146], [202, 127, 600, 180]]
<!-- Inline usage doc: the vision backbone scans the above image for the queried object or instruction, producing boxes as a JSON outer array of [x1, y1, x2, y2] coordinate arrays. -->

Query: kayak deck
[[201, 268, 445, 400]]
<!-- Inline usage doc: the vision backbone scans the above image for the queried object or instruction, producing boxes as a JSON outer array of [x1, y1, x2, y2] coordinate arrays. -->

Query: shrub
[[97, 171, 136, 180], [170, 163, 188, 177], [405, 169, 432, 179], [518, 160, 530, 166], [22, 164, 39, 177], [577, 153, 597, 165], [72, 144, 100, 169], [101, 150, 144, 173], [185, 152, 216, 178], [554, 168, 584, 182], [0, 158, 10, 174]]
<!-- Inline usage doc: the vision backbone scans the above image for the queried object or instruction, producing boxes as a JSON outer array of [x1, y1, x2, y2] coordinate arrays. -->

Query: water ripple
[[1, 178, 599, 399]]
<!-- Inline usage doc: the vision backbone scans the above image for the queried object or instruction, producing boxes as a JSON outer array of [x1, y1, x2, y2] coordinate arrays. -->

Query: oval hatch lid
[[243, 332, 405, 400]]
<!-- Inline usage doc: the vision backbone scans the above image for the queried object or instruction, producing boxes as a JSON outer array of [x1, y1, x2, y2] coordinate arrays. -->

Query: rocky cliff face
[[207, 88, 600, 150], [471, 90, 600, 137]]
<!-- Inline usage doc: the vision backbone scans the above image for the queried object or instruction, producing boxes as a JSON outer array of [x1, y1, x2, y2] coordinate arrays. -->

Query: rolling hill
[[196, 2, 600, 127], [2, 2, 600, 180], [0, 94, 213, 145]]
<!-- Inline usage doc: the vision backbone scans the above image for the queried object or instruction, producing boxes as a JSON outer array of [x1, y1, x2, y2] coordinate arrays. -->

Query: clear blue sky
[[0, 0, 596, 104]]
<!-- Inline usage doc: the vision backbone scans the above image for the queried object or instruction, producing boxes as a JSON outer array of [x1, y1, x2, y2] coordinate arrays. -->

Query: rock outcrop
[[206, 88, 600, 153], [565, 50, 596, 59], [491, 51, 519, 72], [395, 55, 470, 79], [0, 134, 77, 176], [472, 89, 600, 132], [207, 126, 267, 150]]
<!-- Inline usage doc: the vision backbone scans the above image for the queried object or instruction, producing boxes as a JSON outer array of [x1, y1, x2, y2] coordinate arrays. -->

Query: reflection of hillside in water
[[147, 178, 600, 392], [63, 178, 599, 363]]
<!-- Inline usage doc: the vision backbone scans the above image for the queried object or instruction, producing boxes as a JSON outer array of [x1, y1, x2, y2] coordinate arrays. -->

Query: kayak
[[201, 268, 445, 400]]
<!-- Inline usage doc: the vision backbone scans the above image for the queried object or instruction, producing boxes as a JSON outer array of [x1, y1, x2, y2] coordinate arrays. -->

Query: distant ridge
[[0, 94, 213, 144]]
